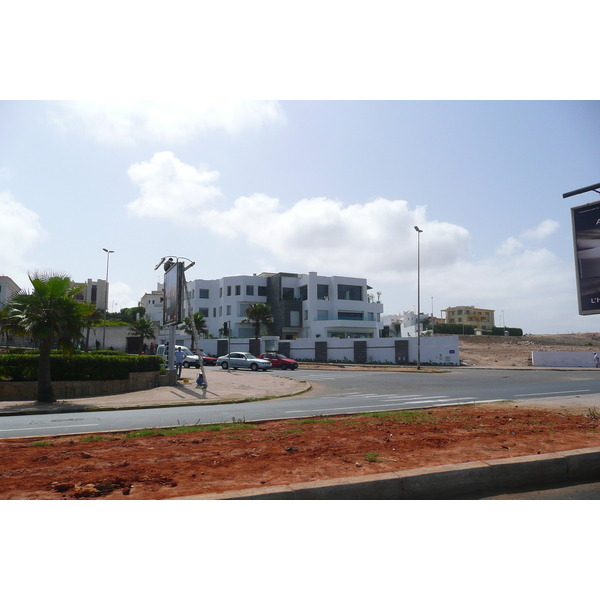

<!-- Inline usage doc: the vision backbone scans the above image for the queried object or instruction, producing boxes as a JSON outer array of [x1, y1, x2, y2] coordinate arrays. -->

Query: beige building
[[72, 279, 109, 311], [442, 305, 495, 332]]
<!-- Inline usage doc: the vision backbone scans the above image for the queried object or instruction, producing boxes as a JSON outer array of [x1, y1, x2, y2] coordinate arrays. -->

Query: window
[[282, 287, 294, 300], [198, 308, 209, 317], [219, 307, 222, 317], [290, 311, 300, 327], [235, 285, 241, 296], [199, 289, 209, 299], [338, 311, 363, 321], [317, 284, 329, 300], [227, 286, 232, 296], [246, 285, 254, 296], [213, 308, 217, 317], [226, 305, 231, 315], [219, 287, 222, 298], [299, 285, 308, 301], [258, 286, 267, 296], [338, 284, 362, 301]]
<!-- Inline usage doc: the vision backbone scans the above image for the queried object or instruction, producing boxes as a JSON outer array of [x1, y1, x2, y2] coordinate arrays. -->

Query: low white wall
[[532, 351, 599, 368], [195, 336, 460, 365]]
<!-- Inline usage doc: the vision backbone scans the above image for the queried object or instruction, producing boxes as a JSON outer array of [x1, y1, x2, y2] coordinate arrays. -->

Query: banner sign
[[571, 199, 600, 315], [163, 262, 184, 325]]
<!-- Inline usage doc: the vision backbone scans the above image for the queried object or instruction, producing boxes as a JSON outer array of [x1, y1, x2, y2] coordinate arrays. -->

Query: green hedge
[[433, 323, 476, 335], [482, 327, 523, 337], [0, 354, 162, 382]]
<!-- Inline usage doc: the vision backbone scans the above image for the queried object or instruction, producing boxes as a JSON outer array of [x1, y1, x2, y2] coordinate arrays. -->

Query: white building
[[139, 282, 164, 323], [146, 271, 384, 341], [0, 276, 21, 308], [382, 310, 428, 337]]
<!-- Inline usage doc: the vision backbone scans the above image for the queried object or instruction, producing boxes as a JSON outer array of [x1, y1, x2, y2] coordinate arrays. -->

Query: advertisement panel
[[572, 199, 600, 315], [163, 262, 183, 325]]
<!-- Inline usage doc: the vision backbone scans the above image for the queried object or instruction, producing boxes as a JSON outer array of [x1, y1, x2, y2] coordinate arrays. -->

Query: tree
[[82, 307, 104, 351], [179, 312, 208, 345], [128, 316, 156, 353], [242, 302, 273, 353], [391, 320, 402, 337], [3, 272, 94, 403]]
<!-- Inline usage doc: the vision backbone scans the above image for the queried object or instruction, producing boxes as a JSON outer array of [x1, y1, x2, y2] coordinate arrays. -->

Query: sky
[[2, 100, 598, 334]]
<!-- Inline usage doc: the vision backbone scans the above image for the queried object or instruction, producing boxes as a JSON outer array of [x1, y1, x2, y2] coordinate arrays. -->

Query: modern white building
[[0, 276, 21, 308], [145, 271, 384, 340], [72, 279, 109, 311], [382, 310, 428, 337], [139, 282, 165, 323]]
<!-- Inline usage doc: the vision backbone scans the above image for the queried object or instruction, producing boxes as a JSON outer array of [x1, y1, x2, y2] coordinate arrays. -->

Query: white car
[[156, 345, 201, 368], [217, 352, 272, 371]]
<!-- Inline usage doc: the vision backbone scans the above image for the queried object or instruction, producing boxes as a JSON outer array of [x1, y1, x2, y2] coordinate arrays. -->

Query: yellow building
[[442, 305, 495, 332]]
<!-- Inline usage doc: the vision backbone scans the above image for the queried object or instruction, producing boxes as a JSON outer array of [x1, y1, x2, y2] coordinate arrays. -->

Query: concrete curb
[[173, 446, 600, 500]]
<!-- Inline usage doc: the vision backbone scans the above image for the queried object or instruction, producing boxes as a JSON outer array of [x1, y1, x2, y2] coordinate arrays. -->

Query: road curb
[[173, 446, 600, 500]]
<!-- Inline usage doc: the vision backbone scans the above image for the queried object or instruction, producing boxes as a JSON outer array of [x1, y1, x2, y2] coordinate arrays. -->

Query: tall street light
[[102, 248, 114, 350], [414, 226, 423, 370]]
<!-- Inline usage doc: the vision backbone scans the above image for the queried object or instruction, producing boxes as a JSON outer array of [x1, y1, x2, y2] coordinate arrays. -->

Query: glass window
[[258, 286, 267, 296], [199, 289, 209, 299], [235, 285, 241, 296], [227, 286, 231, 296], [226, 305, 231, 315], [317, 284, 329, 300], [338, 285, 362, 301], [282, 287, 294, 300], [299, 285, 308, 301], [338, 311, 363, 321], [198, 308, 209, 317], [246, 285, 254, 296]]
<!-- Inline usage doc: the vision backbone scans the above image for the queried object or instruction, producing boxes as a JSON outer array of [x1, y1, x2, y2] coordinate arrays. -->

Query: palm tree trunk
[[37, 339, 56, 403]]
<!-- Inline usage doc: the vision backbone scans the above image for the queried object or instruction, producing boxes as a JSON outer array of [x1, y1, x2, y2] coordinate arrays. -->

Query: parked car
[[217, 352, 272, 371], [258, 352, 299, 370], [156, 345, 201, 368], [198, 352, 218, 366]]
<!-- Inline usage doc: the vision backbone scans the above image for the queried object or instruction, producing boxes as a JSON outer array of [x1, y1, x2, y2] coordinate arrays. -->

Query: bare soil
[[2, 332, 600, 500]]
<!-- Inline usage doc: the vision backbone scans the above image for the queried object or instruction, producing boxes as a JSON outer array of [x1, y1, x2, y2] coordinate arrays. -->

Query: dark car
[[259, 352, 299, 370]]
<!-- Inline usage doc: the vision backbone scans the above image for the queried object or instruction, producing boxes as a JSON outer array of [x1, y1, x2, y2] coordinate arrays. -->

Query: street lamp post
[[102, 248, 114, 350], [414, 226, 423, 370]]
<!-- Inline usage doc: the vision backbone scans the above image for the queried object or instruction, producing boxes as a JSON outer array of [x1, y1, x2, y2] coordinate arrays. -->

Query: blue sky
[[1, 100, 598, 334]]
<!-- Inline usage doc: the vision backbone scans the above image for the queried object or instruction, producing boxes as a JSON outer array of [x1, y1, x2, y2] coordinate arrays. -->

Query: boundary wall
[[532, 351, 599, 368], [197, 336, 460, 365]]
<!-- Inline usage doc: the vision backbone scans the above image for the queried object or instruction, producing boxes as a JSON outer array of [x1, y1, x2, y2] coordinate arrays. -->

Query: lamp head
[[414, 226, 423, 233]]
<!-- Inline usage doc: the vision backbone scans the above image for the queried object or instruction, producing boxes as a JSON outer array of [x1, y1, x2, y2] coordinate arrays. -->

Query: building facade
[[72, 279, 109, 311], [442, 305, 495, 332], [0, 276, 21, 308], [148, 271, 384, 340]]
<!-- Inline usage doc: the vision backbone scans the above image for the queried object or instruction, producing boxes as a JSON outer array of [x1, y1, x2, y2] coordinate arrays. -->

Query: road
[[1, 368, 599, 439]]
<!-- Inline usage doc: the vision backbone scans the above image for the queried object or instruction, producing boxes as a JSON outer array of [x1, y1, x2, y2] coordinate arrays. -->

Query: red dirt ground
[[1, 403, 599, 499]]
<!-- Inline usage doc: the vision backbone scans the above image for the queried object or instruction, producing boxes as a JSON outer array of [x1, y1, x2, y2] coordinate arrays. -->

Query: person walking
[[594, 353, 599, 368], [174, 346, 186, 378]]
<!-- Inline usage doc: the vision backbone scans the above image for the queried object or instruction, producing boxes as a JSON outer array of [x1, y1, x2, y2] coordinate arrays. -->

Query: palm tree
[[128, 316, 156, 353], [242, 302, 273, 354], [180, 312, 208, 346], [83, 307, 104, 351], [3, 272, 94, 403]]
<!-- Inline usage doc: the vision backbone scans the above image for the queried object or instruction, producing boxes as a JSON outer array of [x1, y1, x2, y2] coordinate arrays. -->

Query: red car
[[259, 352, 299, 370], [197, 352, 218, 366]]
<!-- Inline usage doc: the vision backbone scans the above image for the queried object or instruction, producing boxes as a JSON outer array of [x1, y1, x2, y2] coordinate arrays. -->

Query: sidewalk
[[0, 369, 311, 416]]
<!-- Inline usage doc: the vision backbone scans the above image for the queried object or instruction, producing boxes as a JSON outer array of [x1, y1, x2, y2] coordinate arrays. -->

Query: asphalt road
[[1, 368, 600, 439]]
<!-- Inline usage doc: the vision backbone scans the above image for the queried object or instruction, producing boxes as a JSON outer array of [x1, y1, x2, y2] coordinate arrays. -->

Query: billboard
[[572, 199, 600, 315], [163, 261, 184, 325]]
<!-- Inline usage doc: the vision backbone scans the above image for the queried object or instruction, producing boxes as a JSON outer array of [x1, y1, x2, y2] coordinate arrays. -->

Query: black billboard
[[163, 261, 184, 325], [572, 199, 600, 315]]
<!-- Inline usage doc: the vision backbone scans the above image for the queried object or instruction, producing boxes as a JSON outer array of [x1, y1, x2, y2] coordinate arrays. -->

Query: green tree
[[242, 302, 273, 352], [83, 307, 104, 351], [179, 313, 208, 344], [3, 272, 94, 403], [128, 316, 156, 352]]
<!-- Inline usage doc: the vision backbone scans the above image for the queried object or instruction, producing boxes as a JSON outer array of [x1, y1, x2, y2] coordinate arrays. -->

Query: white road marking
[[0, 423, 100, 433], [514, 389, 589, 397]]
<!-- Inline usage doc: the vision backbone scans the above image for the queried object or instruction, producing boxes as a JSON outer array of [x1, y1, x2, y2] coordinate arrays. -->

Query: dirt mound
[[1, 403, 600, 499], [458, 332, 600, 367]]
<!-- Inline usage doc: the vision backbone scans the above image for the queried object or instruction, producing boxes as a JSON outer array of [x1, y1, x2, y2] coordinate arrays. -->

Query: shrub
[[0, 353, 162, 382]]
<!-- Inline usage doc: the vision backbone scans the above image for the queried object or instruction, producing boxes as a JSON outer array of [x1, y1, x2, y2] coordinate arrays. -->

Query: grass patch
[[365, 451, 383, 463], [80, 435, 105, 443], [368, 409, 437, 424], [30, 441, 54, 447], [124, 422, 255, 439]]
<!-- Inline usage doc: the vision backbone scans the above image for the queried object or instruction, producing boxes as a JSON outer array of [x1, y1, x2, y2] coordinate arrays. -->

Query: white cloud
[[0, 190, 47, 273], [520, 219, 559, 242], [126, 152, 222, 220], [51, 100, 286, 144]]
